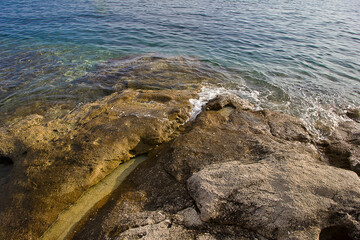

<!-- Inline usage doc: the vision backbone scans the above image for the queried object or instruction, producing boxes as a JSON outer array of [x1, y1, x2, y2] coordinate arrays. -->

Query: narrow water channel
[[40, 155, 147, 240]]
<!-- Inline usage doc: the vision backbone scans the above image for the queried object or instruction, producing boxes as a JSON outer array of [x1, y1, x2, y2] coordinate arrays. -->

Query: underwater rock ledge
[[0, 91, 359, 240]]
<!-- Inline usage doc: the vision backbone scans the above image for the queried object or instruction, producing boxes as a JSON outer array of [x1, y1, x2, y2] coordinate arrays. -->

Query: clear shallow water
[[1, 0, 360, 135]]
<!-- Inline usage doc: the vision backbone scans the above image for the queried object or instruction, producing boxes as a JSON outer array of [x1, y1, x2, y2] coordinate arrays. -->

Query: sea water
[[1, 0, 359, 136]]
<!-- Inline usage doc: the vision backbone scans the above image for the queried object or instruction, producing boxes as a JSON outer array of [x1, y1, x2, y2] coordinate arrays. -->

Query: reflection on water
[[1, 0, 360, 137], [0, 51, 347, 138]]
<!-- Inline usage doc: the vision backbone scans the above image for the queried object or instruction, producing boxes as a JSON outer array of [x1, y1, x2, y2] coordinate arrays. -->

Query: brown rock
[[160, 94, 318, 182], [3, 93, 359, 240], [319, 120, 360, 175], [0, 89, 197, 240], [73, 94, 334, 240]]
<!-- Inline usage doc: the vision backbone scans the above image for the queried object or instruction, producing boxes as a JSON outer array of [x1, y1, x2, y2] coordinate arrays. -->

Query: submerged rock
[[77, 54, 226, 92], [0, 54, 227, 127]]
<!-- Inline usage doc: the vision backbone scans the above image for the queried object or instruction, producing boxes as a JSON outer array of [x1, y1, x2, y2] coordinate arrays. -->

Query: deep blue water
[[1, 0, 360, 133]]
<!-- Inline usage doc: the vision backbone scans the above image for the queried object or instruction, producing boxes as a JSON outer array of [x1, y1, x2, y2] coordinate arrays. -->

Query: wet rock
[[205, 94, 253, 111], [0, 89, 197, 240], [188, 160, 360, 239]]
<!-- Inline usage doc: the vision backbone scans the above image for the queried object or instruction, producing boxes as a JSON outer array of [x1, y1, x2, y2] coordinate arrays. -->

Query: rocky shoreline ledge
[[0, 87, 359, 239]]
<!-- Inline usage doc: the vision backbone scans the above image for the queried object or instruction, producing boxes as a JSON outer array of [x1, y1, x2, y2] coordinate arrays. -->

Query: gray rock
[[188, 160, 360, 240], [175, 207, 204, 227], [114, 220, 194, 240], [319, 120, 360, 175]]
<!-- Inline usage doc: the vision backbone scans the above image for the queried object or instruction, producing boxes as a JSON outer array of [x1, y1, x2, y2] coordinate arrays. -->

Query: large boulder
[[188, 160, 360, 240]]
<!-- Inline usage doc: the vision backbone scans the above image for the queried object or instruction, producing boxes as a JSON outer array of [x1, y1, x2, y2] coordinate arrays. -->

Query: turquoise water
[[1, 0, 360, 132]]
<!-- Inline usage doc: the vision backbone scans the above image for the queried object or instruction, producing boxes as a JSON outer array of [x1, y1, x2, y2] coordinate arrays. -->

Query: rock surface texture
[[0, 89, 196, 240], [72, 95, 360, 240], [318, 120, 360, 176], [188, 160, 360, 239], [1, 93, 359, 240]]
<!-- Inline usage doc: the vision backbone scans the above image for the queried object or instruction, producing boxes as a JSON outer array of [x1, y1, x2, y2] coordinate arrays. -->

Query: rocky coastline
[[0, 56, 359, 240], [0, 88, 359, 240]]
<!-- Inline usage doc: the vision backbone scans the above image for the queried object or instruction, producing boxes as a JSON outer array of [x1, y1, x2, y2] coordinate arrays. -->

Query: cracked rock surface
[[188, 160, 360, 239], [318, 120, 360, 176], [1, 91, 359, 240], [72, 95, 360, 240]]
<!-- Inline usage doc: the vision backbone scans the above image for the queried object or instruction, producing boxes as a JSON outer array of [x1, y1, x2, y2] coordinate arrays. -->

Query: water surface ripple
[[1, 0, 360, 135]]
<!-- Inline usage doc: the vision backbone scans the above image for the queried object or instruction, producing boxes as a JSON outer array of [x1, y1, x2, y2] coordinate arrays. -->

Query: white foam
[[236, 86, 263, 110], [299, 100, 348, 140], [187, 85, 354, 140], [188, 85, 235, 122], [187, 84, 263, 122]]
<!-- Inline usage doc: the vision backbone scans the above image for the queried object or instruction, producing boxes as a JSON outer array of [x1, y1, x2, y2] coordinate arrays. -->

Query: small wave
[[299, 101, 348, 139], [0, 51, 356, 141], [188, 85, 236, 121], [188, 83, 354, 141]]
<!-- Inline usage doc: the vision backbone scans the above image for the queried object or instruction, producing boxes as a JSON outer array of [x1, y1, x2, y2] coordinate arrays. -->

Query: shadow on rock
[[72, 95, 360, 240]]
